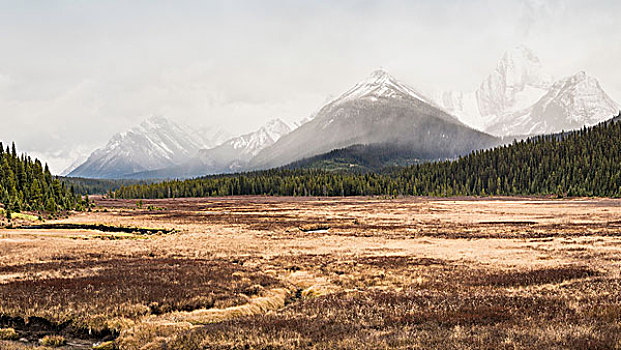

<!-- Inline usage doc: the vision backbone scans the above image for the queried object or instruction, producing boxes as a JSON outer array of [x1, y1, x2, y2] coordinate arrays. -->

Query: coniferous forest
[[110, 116, 621, 199], [59, 177, 153, 195], [0, 142, 87, 217]]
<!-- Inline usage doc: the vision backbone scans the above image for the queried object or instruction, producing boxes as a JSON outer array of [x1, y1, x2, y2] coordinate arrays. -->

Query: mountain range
[[485, 71, 620, 135], [249, 69, 499, 170], [124, 119, 292, 179], [68, 47, 620, 179], [438, 46, 619, 136], [68, 116, 230, 178]]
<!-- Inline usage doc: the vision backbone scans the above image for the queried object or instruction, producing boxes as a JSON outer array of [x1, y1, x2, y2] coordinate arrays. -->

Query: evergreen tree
[[0, 141, 82, 216]]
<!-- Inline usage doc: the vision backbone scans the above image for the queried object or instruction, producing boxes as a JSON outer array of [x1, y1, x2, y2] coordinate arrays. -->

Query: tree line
[[60, 176, 153, 195], [109, 115, 620, 199], [0, 142, 89, 218]]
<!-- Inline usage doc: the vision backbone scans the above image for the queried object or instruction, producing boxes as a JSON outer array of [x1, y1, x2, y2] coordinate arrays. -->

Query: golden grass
[[39, 335, 65, 347], [1, 196, 621, 349], [118, 287, 293, 349], [0, 327, 19, 340]]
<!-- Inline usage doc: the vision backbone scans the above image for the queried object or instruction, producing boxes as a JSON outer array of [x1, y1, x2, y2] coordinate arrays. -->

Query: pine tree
[[0, 141, 82, 216]]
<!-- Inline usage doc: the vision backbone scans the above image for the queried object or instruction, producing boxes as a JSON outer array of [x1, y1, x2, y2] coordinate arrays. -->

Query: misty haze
[[1, 1, 621, 349]]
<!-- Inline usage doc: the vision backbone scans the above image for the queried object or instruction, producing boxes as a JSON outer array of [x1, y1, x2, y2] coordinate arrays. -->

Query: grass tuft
[[40, 335, 66, 347], [0, 328, 19, 340]]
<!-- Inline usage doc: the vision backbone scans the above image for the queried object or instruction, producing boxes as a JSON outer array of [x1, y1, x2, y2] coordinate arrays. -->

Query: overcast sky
[[1, 0, 620, 173]]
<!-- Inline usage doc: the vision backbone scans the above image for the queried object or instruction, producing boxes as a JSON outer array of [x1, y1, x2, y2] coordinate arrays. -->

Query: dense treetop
[[111, 115, 621, 199]]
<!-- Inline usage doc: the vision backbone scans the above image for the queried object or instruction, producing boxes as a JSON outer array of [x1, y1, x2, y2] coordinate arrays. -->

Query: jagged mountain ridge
[[437, 46, 619, 136], [486, 71, 620, 135], [476, 46, 553, 119], [192, 118, 292, 173], [439, 46, 553, 130], [249, 69, 500, 170]]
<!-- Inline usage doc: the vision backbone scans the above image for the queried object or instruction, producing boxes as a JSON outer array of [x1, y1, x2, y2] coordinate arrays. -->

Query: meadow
[[1, 196, 621, 349]]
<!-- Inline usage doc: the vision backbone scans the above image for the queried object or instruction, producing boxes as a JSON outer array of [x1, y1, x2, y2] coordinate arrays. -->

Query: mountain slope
[[68, 116, 210, 179], [284, 143, 440, 172], [486, 72, 620, 136], [249, 69, 500, 170], [60, 155, 88, 176]]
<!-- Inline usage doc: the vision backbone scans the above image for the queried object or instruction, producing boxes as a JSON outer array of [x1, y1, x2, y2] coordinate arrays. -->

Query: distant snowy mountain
[[436, 91, 481, 128], [60, 155, 88, 176], [195, 118, 292, 173], [249, 69, 499, 170], [68, 116, 215, 179], [440, 46, 552, 130], [486, 71, 620, 135], [124, 119, 292, 179], [197, 126, 233, 149], [476, 46, 553, 120], [438, 46, 619, 136]]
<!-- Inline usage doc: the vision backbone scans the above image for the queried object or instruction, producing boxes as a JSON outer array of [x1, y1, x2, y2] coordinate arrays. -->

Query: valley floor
[[1, 196, 621, 349]]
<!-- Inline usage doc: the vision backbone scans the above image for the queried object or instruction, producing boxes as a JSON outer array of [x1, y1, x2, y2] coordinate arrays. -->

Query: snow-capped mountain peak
[[335, 69, 432, 104], [249, 69, 497, 170], [476, 46, 553, 120], [495, 46, 552, 91], [533, 71, 619, 125]]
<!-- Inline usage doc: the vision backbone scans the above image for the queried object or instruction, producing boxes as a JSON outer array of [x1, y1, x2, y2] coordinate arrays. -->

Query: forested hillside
[[0, 142, 87, 217], [111, 114, 621, 199], [285, 143, 433, 172]]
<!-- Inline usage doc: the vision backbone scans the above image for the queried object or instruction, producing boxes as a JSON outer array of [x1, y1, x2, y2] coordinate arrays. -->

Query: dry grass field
[[1, 196, 621, 349]]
